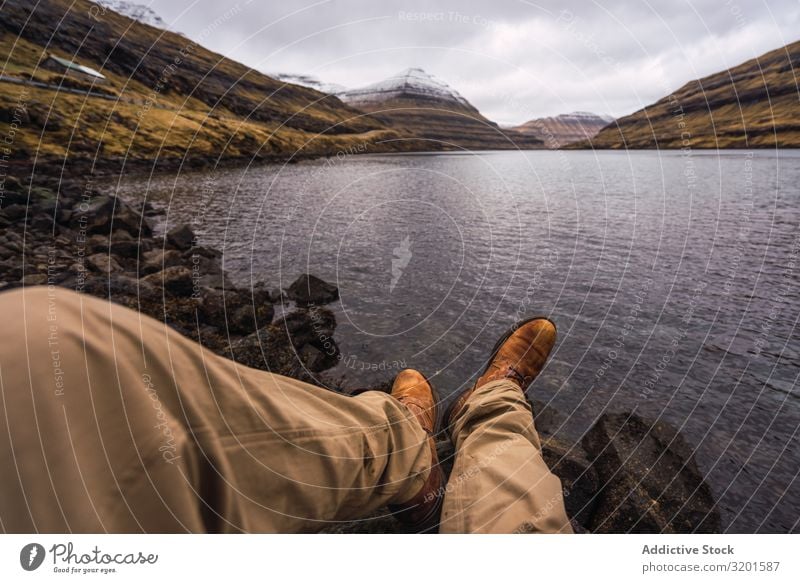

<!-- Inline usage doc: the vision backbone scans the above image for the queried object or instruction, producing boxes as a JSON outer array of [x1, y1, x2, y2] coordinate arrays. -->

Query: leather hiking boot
[[387, 369, 444, 532], [446, 317, 557, 434]]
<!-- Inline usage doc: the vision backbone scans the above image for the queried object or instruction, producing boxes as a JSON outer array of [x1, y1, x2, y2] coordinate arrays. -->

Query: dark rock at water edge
[[231, 307, 339, 378], [166, 224, 196, 251], [581, 413, 721, 533], [285, 274, 339, 306]]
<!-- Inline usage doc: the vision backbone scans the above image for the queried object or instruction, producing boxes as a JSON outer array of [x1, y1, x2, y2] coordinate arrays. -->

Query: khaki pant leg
[[0, 287, 429, 533], [439, 380, 572, 533]]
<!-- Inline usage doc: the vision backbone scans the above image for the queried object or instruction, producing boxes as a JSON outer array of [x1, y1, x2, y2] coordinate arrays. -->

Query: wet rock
[[22, 273, 48, 285], [88, 234, 110, 254], [141, 266, 194, 296], [141, 249, 184, 275], [108, 274, 160, 302], [185, 245, 221, 259], [167, 224, 196, 251], [30, 214, 54, 231], [0, 175, 27, 206], [72, 195, 150, 237], [228, 303, 274, 335], [56, 208, 73, 224], [270, 288, 287, 304], [281, 307, 336, 349], [0, 204, 27, 221], [581, 413, 721, 533], [191, 254, 233, 289], [87, 253, 122, 274], [231, 307, 338, 376], [285, 274, 338, 306], [197, 288, 274, 335], [109, 238, 145, 259]]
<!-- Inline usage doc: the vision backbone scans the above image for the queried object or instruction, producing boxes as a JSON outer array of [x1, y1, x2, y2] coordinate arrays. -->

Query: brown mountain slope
[[513, 112, 613, 148], [0, 0, 431, 168], [583, 40, 800, 149], [339, 68, 543, 150]]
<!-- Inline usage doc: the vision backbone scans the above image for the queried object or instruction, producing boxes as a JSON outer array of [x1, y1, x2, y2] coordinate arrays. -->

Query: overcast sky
[[147, 0, 800, 125]]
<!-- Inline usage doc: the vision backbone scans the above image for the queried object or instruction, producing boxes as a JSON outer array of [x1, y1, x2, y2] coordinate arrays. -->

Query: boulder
[[110, 239, 145, 259], [185, 254, 233, 289], [581, 413, 721, 533], [30, 214, 54, 231], [231, 307, 338, 376], [196, 288, 274, 335], [72, 195, 150, 237], [141, 266, 194, 296], [281, 307, 336, 348], [22, 273, 48, 285], [0, 204, 27, 221], [299, 344, 327, 372], [285, 274, 338, 306], [88, 234, 110, 254], [107, 274, 160, 303], [185, 245, 221, 259], [87, 253, 122, 274], [0, 175, 27, 206], [228, 303, 274, 336], [166, 224, 196, 251], [141, 249, 184, 275]]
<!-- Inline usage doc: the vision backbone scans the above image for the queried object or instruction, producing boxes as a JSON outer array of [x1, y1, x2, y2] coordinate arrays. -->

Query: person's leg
[[0, 286, 431, 533], [439, 379, 572, 533], [438, 318, 572, 534]]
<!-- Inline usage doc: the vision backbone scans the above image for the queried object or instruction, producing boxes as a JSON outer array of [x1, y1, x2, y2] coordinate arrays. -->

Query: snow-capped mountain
[[513, 112, 614, 148], [272, 73, 346, 96], [333, 67, 543, 150], [92, 1, 169, 30], [338, 68, 471, 108]]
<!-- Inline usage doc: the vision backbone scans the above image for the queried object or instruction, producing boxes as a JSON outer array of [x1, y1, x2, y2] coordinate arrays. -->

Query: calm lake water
[[111, 150, 800, 533]]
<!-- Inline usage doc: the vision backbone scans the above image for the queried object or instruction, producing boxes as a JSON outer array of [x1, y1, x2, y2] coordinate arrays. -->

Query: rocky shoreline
[[0, 170, 342, 385], [0, 169, 721, 533]]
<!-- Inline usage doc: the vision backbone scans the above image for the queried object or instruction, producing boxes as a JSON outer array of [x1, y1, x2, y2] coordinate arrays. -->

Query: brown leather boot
[[387, 369, 444, 532], [446, 317, 557, 434]]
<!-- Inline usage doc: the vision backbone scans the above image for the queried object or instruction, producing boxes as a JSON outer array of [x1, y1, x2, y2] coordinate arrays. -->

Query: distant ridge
[[513, 112, 614, 148], [580, 40, 800, 149]]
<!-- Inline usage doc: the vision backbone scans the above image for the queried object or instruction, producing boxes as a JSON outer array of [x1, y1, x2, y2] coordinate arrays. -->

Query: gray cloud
[[149, 0, 800, 124]]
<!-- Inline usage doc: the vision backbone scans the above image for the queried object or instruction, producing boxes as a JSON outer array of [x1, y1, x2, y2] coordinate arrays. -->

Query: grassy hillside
[[582, 40, 800, 149], [0, 0, 426, 168]]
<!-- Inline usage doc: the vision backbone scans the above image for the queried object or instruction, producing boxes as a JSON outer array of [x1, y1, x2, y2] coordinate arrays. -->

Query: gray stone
[[72, 195, 150, 237], [167, 224, 196, 251], [581, 413, 721, 533], [141, 248, 184, 275], [285, 274, 338, 306], [87, 253, 122, 274], [141, 266, 194, 296]]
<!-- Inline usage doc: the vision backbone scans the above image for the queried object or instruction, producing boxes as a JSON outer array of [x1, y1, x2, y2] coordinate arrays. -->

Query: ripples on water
[[112, 149, 800, 533]]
